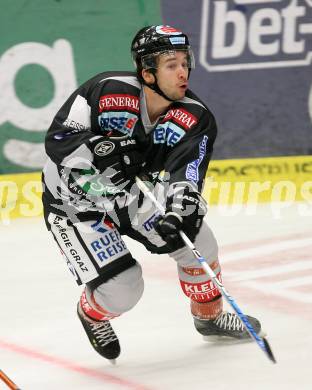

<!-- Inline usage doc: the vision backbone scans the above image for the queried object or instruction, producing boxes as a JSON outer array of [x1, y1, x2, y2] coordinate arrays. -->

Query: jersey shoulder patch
[[162, 107, 198, 131]]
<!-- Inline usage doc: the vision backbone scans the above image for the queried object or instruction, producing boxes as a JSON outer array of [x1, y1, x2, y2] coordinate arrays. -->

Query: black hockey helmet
[[131, 25, 195, 71], [131, 25, 195, 101]]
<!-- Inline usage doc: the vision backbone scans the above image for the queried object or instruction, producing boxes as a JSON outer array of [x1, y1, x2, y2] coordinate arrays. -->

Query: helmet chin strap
[[143, 68, 192, 102], [144, 69, 176, 102]]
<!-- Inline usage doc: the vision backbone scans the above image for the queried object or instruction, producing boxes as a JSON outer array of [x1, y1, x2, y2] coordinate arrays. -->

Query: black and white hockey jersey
[[42, 71, 217, 223]]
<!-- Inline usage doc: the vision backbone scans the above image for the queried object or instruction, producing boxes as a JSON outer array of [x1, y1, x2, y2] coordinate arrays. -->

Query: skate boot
[[194, 311, 262, 341], [77, 304, 120, 362]]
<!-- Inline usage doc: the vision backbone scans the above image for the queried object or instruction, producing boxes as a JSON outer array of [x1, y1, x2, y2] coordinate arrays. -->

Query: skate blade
[[203, 329, 266, 343], [109, 359, 117, 365]]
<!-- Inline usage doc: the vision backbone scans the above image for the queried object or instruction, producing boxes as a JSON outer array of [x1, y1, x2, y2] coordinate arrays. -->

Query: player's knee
[[93, 262, 144, 314], [169, 221, 219, 268], [178, 262, 222, 302]]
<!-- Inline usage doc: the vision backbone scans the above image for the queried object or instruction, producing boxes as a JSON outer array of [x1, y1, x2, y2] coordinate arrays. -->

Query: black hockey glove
[[90, 134, 144, 187], [154, 186, 207, 251]]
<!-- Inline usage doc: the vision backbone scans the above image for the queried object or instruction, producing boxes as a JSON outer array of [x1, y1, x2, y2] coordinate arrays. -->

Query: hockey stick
[[135, 176, 276, 364], [0, 370, 20, 390]]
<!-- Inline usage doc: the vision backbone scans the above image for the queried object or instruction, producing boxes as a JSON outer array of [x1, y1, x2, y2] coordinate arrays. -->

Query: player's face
[[156, 51, 189, 100]]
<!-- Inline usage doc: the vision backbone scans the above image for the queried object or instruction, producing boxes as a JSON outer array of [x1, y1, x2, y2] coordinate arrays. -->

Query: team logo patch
[[182, 267, 206, 276], [98, 111, 138, 136], [156, 25, 182, 35], [154, 122, 185, 146], [182, 261, 219, 276], [169, 37, 186, 45], [91, 217, 114, 233], [90, 229, 129, 264], [142, 212, 160, 232], [94, 141, 115, 156], [99, 94, 139, 113], [163, 108, 198, 130], [186, 135, 208, 183]]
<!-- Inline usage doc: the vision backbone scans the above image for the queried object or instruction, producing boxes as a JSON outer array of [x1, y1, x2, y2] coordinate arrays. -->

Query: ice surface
[[0, 203, 311, 389]]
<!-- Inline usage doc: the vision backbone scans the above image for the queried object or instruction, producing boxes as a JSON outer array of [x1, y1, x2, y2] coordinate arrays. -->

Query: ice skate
[[77, 304, 120, 363], [194, 311, 263, 342]]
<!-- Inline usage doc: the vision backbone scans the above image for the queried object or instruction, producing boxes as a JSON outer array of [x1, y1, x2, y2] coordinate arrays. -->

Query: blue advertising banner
[[161, 0, 312, 158]]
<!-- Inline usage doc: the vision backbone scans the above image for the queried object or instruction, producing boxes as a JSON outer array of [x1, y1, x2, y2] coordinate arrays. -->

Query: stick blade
[[263, 337, 277, 364]]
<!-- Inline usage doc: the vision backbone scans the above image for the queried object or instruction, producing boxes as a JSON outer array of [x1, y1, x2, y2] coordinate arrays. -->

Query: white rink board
[[0, 203, 311, 390]]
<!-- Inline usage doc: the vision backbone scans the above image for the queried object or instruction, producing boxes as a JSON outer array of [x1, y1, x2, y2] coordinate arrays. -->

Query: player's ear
[[142, 69, 155, 85]]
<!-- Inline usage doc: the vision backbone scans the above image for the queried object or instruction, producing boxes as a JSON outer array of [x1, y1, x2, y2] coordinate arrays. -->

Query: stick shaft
[[0, 370, 20, 390], [136, 177, 276, 363]]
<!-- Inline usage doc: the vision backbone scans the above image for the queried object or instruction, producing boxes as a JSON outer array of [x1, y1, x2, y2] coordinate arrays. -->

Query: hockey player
[[42, 25, 261, 362]]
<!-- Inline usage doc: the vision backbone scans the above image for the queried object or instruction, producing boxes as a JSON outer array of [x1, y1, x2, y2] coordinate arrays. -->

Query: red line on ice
[[0, 339, 154, 390]]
